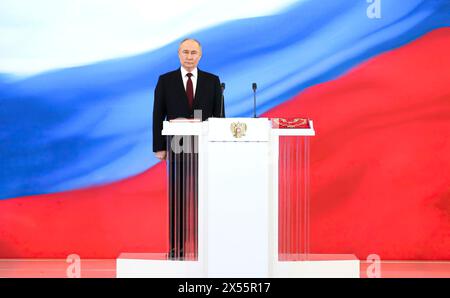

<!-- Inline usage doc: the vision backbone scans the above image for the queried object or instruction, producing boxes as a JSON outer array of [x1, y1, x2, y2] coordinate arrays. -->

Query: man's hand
[[155, 150, 167, 160]]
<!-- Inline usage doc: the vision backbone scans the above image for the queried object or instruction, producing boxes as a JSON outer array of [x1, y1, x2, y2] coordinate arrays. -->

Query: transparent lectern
[[116, 118, 359, 277]]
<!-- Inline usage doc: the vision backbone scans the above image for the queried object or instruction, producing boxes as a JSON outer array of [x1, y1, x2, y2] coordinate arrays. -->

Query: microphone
[[220, 82, 225, 118], [252, 83, 257, 118]]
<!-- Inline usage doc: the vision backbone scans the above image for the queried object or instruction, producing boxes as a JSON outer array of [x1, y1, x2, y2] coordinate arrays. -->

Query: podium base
[[116, 253, 359, 278], [272, 254, 360, 278], [116, 253, 205, 278]]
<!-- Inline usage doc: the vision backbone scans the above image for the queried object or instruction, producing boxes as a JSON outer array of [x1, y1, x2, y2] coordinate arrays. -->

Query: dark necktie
[[186, 73, 194, 109]]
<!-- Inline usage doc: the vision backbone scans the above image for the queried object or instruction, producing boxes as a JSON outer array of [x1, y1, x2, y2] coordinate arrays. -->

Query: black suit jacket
[[153, 68, 225, 152]]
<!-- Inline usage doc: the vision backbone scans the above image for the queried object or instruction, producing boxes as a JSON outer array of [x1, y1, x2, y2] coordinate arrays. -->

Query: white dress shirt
[[180, 67, 198, 97]]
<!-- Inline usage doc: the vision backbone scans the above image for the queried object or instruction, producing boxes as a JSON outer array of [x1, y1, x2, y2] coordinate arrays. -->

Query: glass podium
[[117, 117, 359, 277], [166, 135, 198, 261]]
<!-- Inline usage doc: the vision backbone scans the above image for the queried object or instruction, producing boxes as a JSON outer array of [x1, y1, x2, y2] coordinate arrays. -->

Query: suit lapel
[[194, 69, 204, 108]]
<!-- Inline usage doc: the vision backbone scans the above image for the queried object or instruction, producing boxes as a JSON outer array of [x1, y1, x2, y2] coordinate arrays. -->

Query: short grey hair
[[179, 38, 202, 51]]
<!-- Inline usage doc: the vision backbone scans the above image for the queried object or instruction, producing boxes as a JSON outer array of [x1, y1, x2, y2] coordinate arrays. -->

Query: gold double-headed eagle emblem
[[230, 122, 247, 138]]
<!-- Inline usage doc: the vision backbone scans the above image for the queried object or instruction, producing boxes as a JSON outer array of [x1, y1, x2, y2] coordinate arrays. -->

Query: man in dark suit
[[152, 38, 225, 259], [153, 38, 224, 159]]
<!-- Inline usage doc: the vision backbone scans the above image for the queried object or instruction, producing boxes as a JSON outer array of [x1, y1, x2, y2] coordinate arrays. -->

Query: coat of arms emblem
[[230, 122, 247, 138]]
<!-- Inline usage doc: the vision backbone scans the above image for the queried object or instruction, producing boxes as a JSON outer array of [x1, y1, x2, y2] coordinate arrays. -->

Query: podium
[[117, 118, 359, 277]]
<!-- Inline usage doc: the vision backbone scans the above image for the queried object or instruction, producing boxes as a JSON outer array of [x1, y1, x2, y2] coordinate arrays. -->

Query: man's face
[[178, 40, 202, 72]]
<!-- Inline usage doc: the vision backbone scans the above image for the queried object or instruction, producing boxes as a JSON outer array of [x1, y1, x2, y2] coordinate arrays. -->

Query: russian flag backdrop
[[0, 0, 449, 260]]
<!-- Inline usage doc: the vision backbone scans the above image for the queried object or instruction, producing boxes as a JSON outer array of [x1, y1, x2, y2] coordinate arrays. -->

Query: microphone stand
[[252, 83, 257, 118], [220, 83, 225, 118]]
